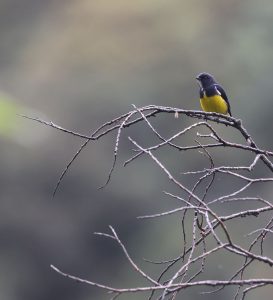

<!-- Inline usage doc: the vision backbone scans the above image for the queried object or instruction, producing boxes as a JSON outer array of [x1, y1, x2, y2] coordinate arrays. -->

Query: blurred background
[[1, 1, 273, 299]]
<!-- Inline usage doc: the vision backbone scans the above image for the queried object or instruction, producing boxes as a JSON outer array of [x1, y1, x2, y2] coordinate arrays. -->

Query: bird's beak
[[196, 75, 202, 87]]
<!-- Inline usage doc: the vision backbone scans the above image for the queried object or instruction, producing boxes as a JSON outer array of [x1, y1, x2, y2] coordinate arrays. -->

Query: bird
[[196, 72, 232, 116]]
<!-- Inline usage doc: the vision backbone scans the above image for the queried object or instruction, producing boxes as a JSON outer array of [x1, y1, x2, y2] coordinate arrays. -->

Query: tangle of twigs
[[23, 105, 273, 299]]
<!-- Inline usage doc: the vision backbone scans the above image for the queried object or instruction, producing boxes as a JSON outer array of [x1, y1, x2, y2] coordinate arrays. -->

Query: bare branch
[[24, 105, 273, 299]]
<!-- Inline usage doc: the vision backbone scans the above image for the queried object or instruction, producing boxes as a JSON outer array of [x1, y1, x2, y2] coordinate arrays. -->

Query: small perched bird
[[196, 72, 232, 116]]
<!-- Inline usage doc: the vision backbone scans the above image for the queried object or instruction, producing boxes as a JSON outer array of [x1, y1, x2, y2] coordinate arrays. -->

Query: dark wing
[[214, 84, 232, 116]]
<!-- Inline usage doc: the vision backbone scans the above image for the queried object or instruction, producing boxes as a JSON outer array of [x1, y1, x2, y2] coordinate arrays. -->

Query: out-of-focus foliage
[[0, 94, 17, 135], [0, 1, 273, 300]]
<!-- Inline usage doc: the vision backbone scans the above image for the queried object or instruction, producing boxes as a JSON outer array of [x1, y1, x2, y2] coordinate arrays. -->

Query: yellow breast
[[200, 94, 228, 115]]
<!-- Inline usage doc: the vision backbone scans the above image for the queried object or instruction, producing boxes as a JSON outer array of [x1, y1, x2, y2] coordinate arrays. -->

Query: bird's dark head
[[196, 72, 216, 88]]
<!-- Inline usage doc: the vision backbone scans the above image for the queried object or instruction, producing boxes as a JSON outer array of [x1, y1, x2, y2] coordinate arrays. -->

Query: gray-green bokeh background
[[1, 1, 273, 299]]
